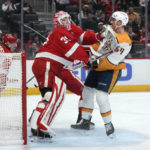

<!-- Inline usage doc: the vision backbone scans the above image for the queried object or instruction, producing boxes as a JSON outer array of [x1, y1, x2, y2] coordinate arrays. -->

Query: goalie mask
[[110, 11, 129, 27], [53, 11, 71, 30]]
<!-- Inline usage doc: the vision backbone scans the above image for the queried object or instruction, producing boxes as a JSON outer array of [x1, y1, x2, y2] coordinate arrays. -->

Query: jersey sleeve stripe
[[79, 32, 85, 44], [65, 42, 79, 57]]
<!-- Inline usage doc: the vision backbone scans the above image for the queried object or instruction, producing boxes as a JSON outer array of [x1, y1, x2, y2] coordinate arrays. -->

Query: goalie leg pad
[[37, 76, 66, 132], [30, 100, 47, 130], [30, 76, 66, 137], [30, 100, 53, 138]]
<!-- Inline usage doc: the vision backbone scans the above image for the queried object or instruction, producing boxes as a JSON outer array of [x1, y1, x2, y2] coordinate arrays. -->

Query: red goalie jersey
[[35, 24, 98, 67]]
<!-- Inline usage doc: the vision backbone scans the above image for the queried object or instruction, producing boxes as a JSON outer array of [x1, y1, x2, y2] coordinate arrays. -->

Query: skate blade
[[90, 124, 95, 130], [108, 133, 115, 139], [70, 125, 88, 130], [30, 136, 53, 143], [70, 124, 95, 130]]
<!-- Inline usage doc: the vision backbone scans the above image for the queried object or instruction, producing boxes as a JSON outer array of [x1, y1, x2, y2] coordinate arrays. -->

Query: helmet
[[111, 11, 129, 26], [53, 11, 71, 30], [3, 34, 17, 43]]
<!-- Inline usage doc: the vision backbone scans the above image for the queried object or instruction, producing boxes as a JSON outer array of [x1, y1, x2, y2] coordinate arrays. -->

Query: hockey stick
[[23, 24, 46, 87], [26, 76, 35, 90], [26, 78, 38, 90], [26, 75, 35, 84], [23, 24, 47, 40]]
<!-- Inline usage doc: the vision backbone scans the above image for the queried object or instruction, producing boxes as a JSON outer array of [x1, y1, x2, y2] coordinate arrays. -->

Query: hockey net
[[0, 53, 27, 145]]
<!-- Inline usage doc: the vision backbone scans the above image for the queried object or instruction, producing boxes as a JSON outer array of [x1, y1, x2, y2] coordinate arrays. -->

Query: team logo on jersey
[[60, 36, 71, 44]]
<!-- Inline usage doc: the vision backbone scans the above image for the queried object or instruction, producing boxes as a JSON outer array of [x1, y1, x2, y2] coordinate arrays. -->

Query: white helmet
[[53, 11, 71, 30], [111, 11, 129, 26]]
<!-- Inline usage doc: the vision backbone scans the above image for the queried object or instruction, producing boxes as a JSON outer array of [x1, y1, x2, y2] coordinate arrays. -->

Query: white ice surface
[[1, 92, 150, 150]]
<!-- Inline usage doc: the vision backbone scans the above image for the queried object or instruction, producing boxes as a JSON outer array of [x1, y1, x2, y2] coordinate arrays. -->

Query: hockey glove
[[95, 25, 107, 42]]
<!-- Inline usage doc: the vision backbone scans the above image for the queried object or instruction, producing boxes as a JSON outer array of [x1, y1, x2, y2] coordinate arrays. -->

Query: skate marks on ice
[[28, 127, 145, 147]]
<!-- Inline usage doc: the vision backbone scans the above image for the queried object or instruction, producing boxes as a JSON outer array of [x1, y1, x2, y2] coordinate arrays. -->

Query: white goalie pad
[[38, 76, 66, 130]]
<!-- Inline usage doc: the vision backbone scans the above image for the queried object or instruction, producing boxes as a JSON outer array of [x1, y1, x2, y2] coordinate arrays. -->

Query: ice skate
[[76, 114, 82, 123], [31, 128, 52, 138], [104, 122, 115, 137], [71, 117, 95, 130], [76, 114, 95, 126]]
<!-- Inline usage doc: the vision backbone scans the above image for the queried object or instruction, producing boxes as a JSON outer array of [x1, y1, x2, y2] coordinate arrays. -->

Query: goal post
[[0, 52, 27, 145]]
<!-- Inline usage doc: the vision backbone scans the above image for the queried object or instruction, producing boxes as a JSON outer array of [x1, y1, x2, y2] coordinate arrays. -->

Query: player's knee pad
[[81, 86, 96, 120], [82, 86, 96, 109], [96, 90, 110, 112], [78, 96, 83, 108]]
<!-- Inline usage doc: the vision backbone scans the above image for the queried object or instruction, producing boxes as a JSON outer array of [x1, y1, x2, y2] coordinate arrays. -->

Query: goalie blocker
[[30, 76, 66, 138]]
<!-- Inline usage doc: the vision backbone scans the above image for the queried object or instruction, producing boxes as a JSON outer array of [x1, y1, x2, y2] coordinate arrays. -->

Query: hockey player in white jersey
[[71, 11, 132, 137]]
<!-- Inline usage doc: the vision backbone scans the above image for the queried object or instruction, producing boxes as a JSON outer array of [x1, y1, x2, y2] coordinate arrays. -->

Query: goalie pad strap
[[36, 107, 44, 113], [35, 100, 48, 112]]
